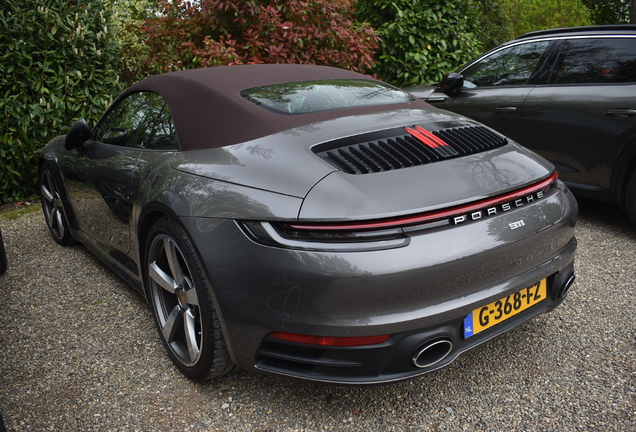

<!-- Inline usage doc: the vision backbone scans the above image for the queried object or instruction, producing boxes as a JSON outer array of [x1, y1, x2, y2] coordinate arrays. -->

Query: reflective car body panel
[[168, 109, 468, 199], [300, 143, 553, 221], [521, 83, 636, 198], [406, 87, 532, 143], [404, 26, 636, 206], [39, 64, 577, 384], [183, 187, 576, 383], [59, 139, 141, 253]]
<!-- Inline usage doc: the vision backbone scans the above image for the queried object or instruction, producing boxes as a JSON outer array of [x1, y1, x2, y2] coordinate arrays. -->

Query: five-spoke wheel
[[39, 167, 74, 246], [148, 233, 203, 366], [145, 217, 232, 379]]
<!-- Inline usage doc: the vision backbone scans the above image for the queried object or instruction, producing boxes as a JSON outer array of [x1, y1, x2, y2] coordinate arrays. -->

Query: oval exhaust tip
[[411, 338, 453, 369], [559, 273, 576, 298]]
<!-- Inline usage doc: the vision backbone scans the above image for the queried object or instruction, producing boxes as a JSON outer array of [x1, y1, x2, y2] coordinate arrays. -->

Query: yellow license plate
[[464, 279, 547, 338]]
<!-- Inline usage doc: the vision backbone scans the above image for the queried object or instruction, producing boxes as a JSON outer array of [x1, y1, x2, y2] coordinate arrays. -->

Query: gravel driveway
[[0, 199, 634, 431]]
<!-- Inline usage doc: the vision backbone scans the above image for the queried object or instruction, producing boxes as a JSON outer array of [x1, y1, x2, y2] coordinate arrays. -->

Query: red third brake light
[[268, 332, 391, 347], [414, 125, 450, 147], [404, 126, 449, 148]]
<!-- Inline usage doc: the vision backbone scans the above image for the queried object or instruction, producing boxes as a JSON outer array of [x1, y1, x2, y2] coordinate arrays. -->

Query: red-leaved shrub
[[141, 0, 379, 74]]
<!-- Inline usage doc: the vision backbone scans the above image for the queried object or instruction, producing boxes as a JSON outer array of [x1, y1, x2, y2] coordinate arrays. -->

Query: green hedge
[[357, 0, 483, 87], [0, 1, 122, 203]]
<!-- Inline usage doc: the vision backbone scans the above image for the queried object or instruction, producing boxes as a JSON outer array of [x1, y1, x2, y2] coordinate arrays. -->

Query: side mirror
[[65, 118, 92, 151], [102, 127, 128, 146], [438, 72, 464, 94]]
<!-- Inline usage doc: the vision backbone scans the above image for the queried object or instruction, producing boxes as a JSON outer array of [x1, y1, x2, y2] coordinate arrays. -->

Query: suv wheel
[[627, 170, 636, 227]]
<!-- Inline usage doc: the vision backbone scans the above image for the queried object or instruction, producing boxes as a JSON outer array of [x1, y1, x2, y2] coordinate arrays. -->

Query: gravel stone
[[0, 198, 634, 431]]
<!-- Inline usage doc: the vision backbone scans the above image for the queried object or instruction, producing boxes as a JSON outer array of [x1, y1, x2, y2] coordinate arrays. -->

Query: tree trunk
[[632, 0, 636, 24]]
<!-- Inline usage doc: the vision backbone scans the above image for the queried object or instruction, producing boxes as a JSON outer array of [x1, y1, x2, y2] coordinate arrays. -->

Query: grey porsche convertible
[[39, 64, 577, 385]]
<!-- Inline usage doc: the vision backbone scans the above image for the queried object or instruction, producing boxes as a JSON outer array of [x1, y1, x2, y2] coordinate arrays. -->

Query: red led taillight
[[268, 332, 391, 347], [287, 172, 558, 232]]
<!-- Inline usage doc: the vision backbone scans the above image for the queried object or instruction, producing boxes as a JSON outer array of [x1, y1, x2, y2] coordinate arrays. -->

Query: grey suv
[[405, 25, 636, 224]]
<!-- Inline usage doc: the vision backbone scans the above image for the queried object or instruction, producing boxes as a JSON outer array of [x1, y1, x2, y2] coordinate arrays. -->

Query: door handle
[[494, 107, 517, 113], [605, 109, 636, 117]]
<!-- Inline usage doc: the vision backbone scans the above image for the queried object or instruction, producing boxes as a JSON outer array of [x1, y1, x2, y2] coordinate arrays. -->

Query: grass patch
[[0, 203, 41, 220]]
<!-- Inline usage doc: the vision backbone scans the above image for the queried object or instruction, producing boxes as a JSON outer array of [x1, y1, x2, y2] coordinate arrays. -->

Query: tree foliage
[[582, 0, 630, 24], [357, 0, 483, 87], [496, 0, 592, 38], [471, 0, 511, 52], [139, 0, 379, 76], [110, 0, 156, 84], [0, 0, 122, 202], [474, 0, 592, 50]]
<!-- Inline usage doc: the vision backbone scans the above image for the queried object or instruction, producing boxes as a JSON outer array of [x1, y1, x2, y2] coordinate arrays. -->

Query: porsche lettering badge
[[452, 191, 544, 226]]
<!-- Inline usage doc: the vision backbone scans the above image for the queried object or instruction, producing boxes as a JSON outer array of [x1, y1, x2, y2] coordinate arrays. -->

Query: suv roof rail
[[516, 24, 636, 40]]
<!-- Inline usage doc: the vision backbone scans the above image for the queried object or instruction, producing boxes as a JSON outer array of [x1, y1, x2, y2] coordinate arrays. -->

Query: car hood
[[170, 108, 554, 221], [169, 109, 460, 198], [403, 84, 441, 100]]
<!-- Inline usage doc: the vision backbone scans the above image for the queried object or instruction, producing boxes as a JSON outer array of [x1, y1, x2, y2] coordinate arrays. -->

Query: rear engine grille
[[314, 125, 507, 174]]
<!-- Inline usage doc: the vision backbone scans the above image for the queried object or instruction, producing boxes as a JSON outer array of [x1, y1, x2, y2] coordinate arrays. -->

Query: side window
[[93, 92, 179, 150], [461, 41, 550, 88], [150, 104, 179, 150], [551, 38, 636, 84]]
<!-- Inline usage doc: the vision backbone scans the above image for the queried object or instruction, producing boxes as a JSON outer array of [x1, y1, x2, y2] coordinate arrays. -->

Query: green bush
[[496, 0, 591, 39], [474, 0, 593, 51], [0, 1, 122, 203], [110, 0, 156, 84], [357, 0, 483, 87]]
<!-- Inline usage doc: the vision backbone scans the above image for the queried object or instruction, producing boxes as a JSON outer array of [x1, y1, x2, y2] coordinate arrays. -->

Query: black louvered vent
[[314, 125, 508, 174]]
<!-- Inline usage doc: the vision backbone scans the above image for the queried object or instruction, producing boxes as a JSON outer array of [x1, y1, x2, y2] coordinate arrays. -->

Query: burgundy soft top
[[121, 64, 430, 151]]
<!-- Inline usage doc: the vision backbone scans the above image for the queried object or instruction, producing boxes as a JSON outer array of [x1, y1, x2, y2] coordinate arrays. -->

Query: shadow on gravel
[[576, 197, 635, 237]]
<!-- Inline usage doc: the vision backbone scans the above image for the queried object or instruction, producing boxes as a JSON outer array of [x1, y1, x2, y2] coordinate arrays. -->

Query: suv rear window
[[551, 38, 636, 84], [240, 79, 414, 115]]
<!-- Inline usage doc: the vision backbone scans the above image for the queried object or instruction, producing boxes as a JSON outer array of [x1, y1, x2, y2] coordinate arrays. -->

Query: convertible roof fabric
[[121, 64, 430, 151]]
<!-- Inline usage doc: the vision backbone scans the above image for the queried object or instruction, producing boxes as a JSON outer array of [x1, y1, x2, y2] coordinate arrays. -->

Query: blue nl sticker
[[463, 312, 474, 338]]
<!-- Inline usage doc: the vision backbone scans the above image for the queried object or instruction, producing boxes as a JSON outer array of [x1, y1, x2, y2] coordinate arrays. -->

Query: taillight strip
[[268, 332, 391, 347], [289, 172, 558, 231]]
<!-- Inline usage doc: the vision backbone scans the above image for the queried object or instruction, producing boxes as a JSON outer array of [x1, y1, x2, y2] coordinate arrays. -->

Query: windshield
[[240, 79, 414, 115]]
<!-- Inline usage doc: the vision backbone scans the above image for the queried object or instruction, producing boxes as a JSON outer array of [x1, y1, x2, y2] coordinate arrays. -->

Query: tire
[[0, 229, 7, 274], [627, 170, 636, 227], [39, 167, 75, 246], [145, 217, 233, 380]]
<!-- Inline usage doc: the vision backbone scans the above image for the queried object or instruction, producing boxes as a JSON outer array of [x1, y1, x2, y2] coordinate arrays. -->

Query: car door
[[520, 36, 636, 200], [59, 91, 167, 257], [425, 40, 552, 142]]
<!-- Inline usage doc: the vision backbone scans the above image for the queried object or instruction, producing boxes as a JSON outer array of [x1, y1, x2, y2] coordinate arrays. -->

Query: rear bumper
[[254, 255, 575, 385], [182, 185, 577, 384]]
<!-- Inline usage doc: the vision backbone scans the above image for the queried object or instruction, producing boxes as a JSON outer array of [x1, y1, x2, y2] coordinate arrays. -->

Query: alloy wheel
[[40, 169, 67, 241], [148, 234, 203, 367]]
